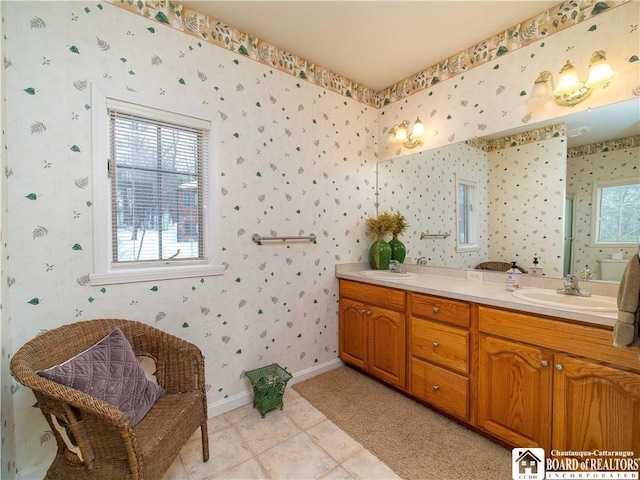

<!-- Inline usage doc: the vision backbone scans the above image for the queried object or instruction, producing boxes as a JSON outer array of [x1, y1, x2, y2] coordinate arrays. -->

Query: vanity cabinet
[[339, 280, 406, 389], [337, 275, 640, 453], [409, 293, 471, 421], [478, 306, 640, 453]]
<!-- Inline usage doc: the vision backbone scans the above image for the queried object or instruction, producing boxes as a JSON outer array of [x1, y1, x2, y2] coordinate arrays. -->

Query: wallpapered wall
[[568, 142, 640, 278], [377, 142, 489, 267], [2, 0, 638, 476], [3, 1, 378, 473], [0, 1, 13, 475], [377, 1, 639, 161], [487, 136, 567, 276]]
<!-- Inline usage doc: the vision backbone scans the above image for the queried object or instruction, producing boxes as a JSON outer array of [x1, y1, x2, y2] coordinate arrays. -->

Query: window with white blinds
[[108, 107, 208, 264], [90, 85, 223, 285]]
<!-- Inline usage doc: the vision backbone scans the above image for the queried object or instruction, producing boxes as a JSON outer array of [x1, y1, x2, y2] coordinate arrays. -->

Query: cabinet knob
[[555, 364, 563, 371], [541, 360, 549, 367], [432, 307, 440, 313], [360, 309, 367, 314], [432, 341, 439, 349], [366, 310, 372, 316], [433, 385, 440, 391]]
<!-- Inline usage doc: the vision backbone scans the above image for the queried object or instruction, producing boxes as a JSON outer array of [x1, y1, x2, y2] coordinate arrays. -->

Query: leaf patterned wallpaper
[[568, 139, 640, 278], [377, 142, 489, 267], [3, 1, 378, 472], [378, 1, 639, 161], [1, 0, 638, 476], [487, 136, 567, 276]]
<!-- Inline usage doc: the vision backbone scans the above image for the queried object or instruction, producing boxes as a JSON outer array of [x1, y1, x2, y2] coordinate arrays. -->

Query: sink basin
[[512, 288, 617, 313], [359, 270, 418, 280]]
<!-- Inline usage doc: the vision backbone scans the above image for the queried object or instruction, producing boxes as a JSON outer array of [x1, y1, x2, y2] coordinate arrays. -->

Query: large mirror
[[377, 99, 640, 282]]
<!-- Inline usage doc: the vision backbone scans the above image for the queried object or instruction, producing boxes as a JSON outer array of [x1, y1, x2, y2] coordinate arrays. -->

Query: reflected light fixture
[[527, 51, 617, 107], [389, 117, 425, 148]]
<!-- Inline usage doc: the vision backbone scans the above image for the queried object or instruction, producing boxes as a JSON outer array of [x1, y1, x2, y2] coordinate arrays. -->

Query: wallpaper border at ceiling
[[467, 125, 637, 155], [105, 0, 630, 108], [484, 123, 566, 151], [567, 134, 640, 156]]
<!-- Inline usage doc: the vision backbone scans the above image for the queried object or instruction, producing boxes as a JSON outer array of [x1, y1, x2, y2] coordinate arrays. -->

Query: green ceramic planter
[[389, 237, 406, 263], [369, 240, 392, 270]]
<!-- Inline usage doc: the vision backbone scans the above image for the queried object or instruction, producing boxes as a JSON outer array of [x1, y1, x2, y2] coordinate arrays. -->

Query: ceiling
[[179, 1, 639, 146], [179, 0, 559, 91]]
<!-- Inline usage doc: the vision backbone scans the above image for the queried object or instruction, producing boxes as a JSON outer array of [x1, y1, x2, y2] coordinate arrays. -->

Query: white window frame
[[90, 84, 224, 285], [590, 177, 640, 248], [455, 177, 479, 253]]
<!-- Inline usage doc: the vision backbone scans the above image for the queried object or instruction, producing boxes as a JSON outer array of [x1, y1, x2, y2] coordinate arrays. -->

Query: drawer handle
[[433, 385, 440, 391], [432, 342, 439, 349], [432, 307, 440, 313], [556, 364, 563, 371], [541, 360, 549, 367]]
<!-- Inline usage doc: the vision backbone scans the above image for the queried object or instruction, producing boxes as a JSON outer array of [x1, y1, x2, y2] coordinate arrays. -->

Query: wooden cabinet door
[[478, 334, 553, 451], [339, 298, 368, 370], [368, 305, 406, 388], [553, 354, 640, 453]]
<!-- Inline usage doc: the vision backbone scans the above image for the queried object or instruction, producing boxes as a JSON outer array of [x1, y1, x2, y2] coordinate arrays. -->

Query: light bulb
[[394, 122, 408, 142], [586, 51, 616, 87], [411, 118, 425, 137], [553, 61, 581, 96]]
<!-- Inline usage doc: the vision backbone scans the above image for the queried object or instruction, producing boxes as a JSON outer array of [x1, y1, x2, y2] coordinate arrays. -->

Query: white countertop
[[336, 264, 618, 328]]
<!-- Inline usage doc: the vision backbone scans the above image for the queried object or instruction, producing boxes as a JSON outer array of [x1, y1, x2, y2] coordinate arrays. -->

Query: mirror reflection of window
[[592, 178, 640, 245], [456, 178, 479, 252]]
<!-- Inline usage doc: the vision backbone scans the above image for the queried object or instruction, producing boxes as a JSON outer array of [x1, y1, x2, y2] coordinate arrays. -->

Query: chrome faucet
[[389, 260, 405, 273], [557, 274, 591, 297], [416, 257, 427, 266]]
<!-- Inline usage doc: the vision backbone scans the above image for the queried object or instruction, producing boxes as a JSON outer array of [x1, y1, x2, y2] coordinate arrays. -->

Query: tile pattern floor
[[163, 388, 401, 479]]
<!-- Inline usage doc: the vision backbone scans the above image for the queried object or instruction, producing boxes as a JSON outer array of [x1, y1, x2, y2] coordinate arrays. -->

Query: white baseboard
[[207, 357, 343, 418], [16, 359, 344, 478], [289, 357, 344, 386]]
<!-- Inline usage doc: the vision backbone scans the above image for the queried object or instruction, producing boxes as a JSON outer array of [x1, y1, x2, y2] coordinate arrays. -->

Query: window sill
[[589, 242, 636, 248], [456, 244, 480, 253], [89, 264, 225, 286]]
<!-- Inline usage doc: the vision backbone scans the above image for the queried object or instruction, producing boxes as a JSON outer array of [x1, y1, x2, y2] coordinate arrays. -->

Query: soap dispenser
[[530, 255, 543, 276], [506, 261, 521, 291]]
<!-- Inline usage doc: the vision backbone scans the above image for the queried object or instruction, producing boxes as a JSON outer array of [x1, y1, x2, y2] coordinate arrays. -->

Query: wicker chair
[[475, 261, 528, 274], [10, 318, 209, 480]]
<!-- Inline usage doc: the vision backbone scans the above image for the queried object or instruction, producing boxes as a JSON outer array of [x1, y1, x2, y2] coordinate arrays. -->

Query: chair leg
[[200, 421, 209, 462]]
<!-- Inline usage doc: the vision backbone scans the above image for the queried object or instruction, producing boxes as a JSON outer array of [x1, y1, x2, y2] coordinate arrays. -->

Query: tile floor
[[162, 388, 401, 480]]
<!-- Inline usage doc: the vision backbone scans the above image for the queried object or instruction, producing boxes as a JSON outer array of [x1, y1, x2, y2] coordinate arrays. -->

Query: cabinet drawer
[[411, 357, 469, 420], [410, 293, 470, 328], [340, 280, 405, 311], [411, 318, 469, 374]]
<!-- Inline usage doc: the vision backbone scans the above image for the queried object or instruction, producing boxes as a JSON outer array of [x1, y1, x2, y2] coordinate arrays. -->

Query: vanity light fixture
[[527, 51, 617, 107], [389, 117, 425, 149]]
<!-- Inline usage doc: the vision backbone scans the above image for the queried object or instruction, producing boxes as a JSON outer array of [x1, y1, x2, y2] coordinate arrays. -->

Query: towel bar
[[252, 233, 317, 245], [420, 232, 450, 240]]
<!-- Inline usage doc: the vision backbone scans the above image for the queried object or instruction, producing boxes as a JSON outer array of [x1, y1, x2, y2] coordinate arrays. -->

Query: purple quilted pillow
[[37, 328, 164, 425]]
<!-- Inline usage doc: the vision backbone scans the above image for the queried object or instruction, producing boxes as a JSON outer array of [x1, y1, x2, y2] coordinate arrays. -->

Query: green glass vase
[[389, 236, 406, 263], [369, 240, 392, 270]]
